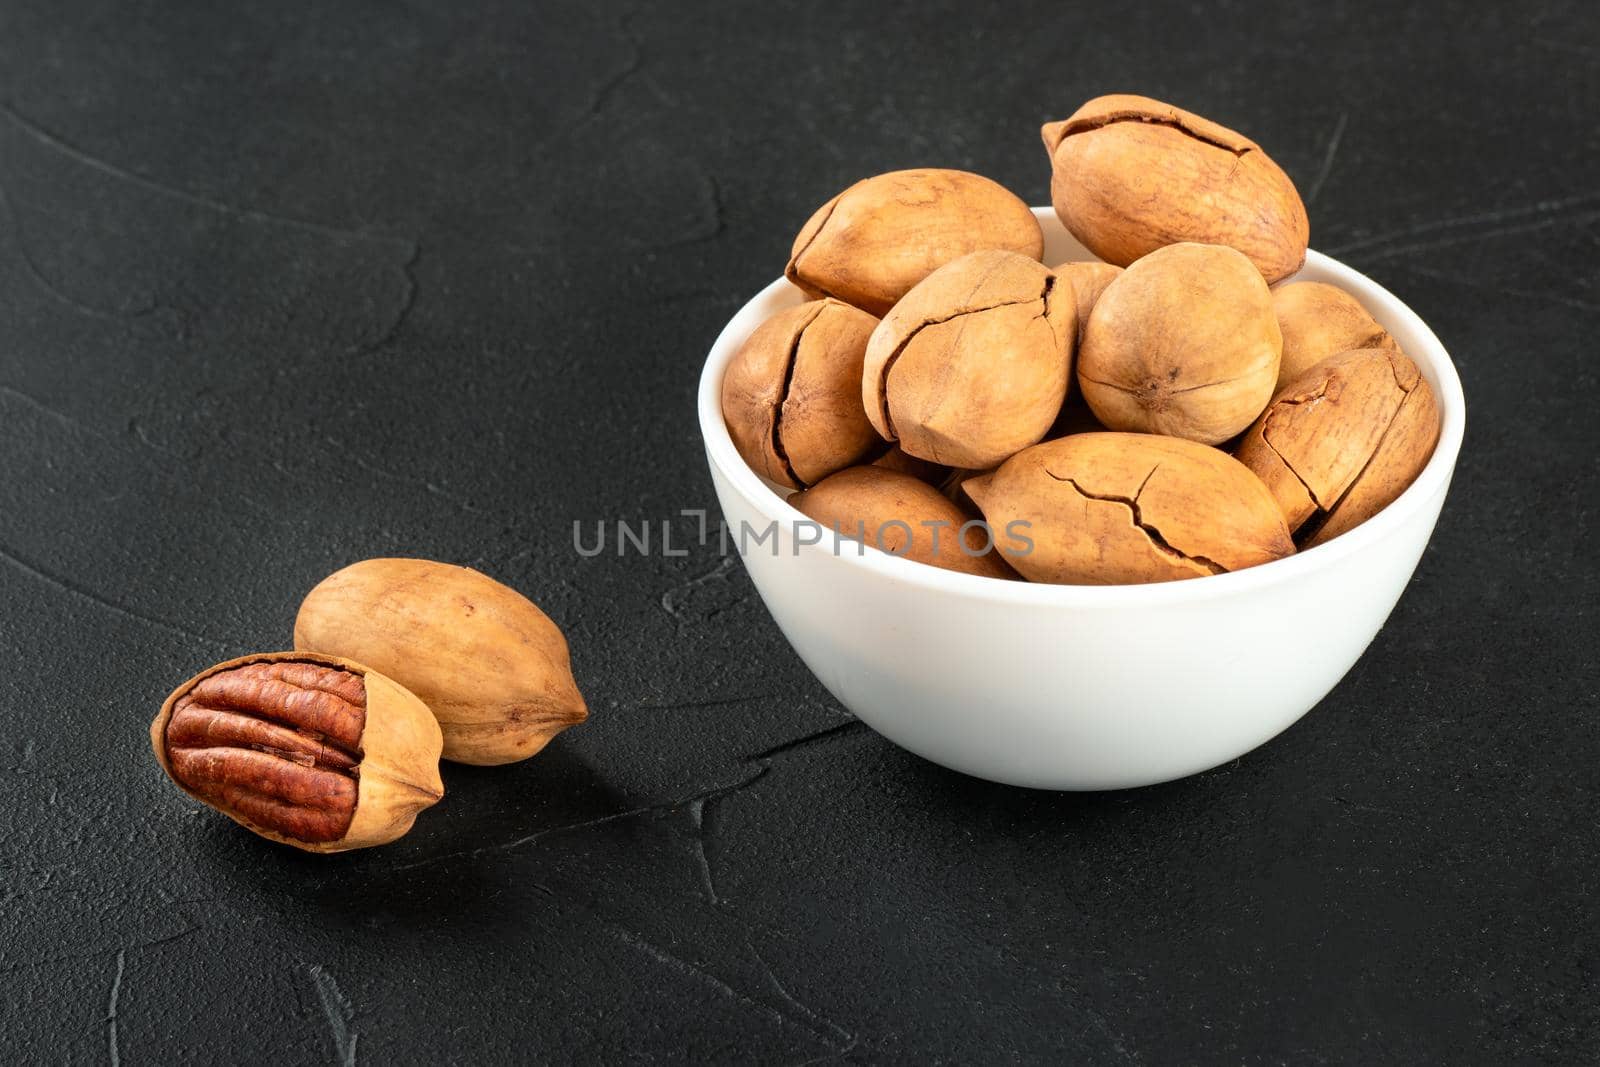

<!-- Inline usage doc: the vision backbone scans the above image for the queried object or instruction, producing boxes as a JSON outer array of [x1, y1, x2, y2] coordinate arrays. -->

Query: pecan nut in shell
[[1042, 94, 1309, 284], [786, 169, 1043, 316], [295, 558, 587, 767], [150, 652, 444, 853]]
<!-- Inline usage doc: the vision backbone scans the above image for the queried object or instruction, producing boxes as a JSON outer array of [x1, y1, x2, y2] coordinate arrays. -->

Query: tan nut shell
[[150, 651, 444, 854], [863, 250, 1073, 469], [295, 559, 588, 766], [791, 466, 1016, 579], [1042, 95, 1309, 284], [721, 299, 883, 489], [1236, 348, 1440, 546], [1272, 281, 1400, 388], [964, 433, 1294, 585], [1050, 260, 1122, 344], [1078, 242, 1280, 444], [786, 169, 1043, 316]]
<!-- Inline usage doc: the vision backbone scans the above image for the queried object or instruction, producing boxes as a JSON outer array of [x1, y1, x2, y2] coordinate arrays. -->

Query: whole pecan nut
[[294, 559, 588, 766], [1077, 242, 1281, 446], [1235, 347, 1440, 547], [1042, 94, 1309, 284], [964, 432, 1295, 585], [785, 169, 1044, 316], [721, 298, 884, 489], [862, 249, 1073, 470], [150, 652, 444, 853]]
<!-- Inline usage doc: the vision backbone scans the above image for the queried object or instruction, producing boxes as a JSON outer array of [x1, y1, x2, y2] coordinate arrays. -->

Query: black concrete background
[[1, 1, 1595, 1062]]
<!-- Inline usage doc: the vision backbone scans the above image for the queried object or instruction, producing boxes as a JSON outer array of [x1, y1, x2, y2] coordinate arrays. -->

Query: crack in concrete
[[387, 767, 770, 874], [0, 540, 231, 648], [306, 964, 359, 1067], [601, 920, 846, 1055], [105, 949, 124, 1067], [1, 102, 416, 252]]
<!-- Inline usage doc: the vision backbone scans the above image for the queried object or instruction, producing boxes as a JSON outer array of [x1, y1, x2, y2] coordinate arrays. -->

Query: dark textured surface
[[1, 0, 1596, 1062]]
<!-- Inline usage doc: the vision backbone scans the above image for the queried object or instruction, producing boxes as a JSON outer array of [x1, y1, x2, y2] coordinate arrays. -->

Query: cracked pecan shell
[[862, 250, 1073, 470], [1235, 347, 1439, 546], [1042, 94, 1309, 283], [964, 432, 1294, 585], [721, 298, 884, 489], [1272, 281, 1401, 389], [150, 652, 444, 853], [785, 169, 1043, 316], [1078, 242, 1281, 445], [295, 558, 587, 766]]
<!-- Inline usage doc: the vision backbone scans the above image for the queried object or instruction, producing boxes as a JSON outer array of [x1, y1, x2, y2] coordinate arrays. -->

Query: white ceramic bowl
[[698, 210, 1465, 790]]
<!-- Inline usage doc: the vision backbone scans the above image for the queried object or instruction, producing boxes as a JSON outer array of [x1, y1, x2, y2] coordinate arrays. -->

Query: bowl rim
[[697, 212, 1466, 607]]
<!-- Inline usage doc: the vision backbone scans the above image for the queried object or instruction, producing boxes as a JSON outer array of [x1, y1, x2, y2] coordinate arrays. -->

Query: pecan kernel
[[151, 652, 443, 853]]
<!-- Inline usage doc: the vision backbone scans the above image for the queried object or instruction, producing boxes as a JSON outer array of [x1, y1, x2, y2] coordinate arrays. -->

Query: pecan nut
[[964, 432, 1295, 585], [786, 169, 1044, 317], [294, 559, 588, 766], [1042, 94, 1310, 284], [862, 249, 1073, 470], [1077, 242, 1281, 445], [150, 652, 444, 853], [1235, 347, 1440, 547], [1271, 281, 1401, 389], [721, 298, 884, 489], [790, 466, 1017, 580]]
